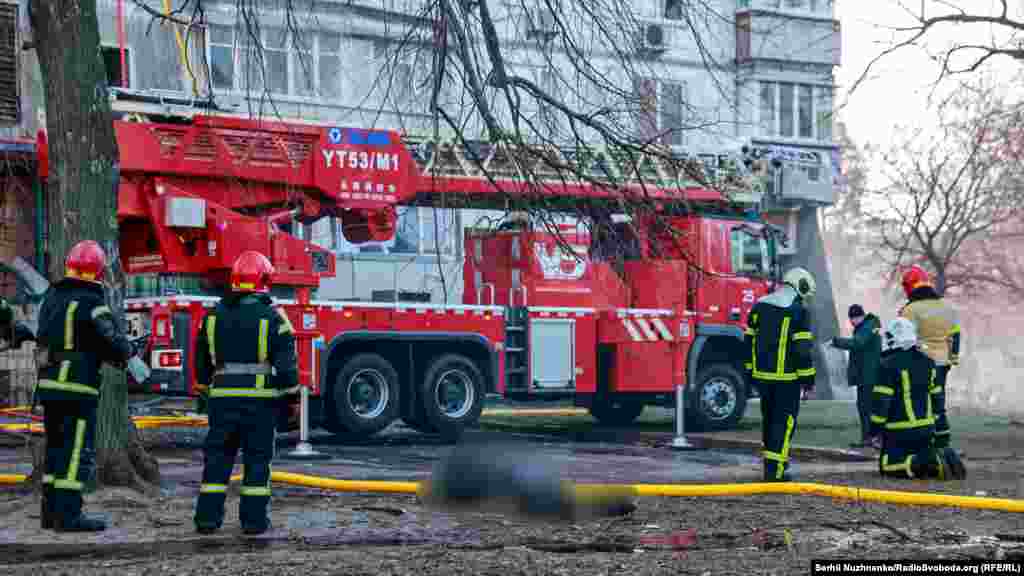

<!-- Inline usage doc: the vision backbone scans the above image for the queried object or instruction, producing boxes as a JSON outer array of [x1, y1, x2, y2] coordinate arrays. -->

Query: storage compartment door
[[529, 318, 575, 389]]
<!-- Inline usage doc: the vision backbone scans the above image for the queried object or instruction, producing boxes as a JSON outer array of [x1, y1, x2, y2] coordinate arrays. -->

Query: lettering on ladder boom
[[322, 149, 400, 172]]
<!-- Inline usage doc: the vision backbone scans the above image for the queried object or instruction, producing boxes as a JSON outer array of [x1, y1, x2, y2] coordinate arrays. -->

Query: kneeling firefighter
[[744, 266, 817, 482], [36, 240, 151, 531], [193, 251, 299, 535], [870, 317, 965, 480]]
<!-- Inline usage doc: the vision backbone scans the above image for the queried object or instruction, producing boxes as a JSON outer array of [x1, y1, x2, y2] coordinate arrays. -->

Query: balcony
[[736, 7, 841, 67]]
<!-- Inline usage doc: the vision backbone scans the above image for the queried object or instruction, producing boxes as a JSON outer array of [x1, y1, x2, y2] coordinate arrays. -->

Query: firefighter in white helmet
[[870, 317, 965, 480], [743, 266, 817, 482]]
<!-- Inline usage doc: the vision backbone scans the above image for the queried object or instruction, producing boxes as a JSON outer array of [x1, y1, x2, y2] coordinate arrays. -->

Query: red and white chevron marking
[[620, 315, 674, 342]]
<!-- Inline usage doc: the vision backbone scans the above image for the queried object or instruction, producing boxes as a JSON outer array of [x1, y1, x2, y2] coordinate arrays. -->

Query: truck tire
[[589, 396, 645, 426], [689, 364, 747, 432], [420, 354, 485, 440], [333, 353, 400, 437]]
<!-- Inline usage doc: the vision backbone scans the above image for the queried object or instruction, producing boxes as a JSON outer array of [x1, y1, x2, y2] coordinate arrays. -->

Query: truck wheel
[[690, 364, 747, 432], [333, 353, 400, 437], [420, 354, 485, 440], [589, 396, 645, 426]]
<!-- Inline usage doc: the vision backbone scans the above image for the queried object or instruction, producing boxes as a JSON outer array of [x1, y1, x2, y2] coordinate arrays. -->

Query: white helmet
[[783, 267, 816, 300], [883, 317, 917, 352]]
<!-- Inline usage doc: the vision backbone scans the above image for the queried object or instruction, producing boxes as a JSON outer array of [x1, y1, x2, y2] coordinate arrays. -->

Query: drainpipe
[[34, 129, 47, 276]]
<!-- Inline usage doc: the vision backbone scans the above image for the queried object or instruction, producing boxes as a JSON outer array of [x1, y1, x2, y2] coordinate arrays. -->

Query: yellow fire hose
[[0, 408, 589, 435], [1, 469, 1022, 513]]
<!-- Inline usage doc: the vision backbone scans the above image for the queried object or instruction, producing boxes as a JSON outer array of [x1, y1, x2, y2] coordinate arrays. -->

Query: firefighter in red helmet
[[36, 240, 148, 531], [898, 265, 961, 449], [193, 251, 298, 535]]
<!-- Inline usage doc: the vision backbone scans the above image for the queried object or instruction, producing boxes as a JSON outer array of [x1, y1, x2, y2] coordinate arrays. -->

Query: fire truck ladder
[[503, 307, 529, 393]]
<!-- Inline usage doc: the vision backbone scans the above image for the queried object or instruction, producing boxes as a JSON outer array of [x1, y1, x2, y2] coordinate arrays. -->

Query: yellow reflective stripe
[[61, 419, 86, 490], [744, 362, 753, 370], [91, 305, 111, 320], [752, 370, 799, 382], [901, 370, 916, 422], [58, 360, 70, 382], [751, 334, 758, 373], [208, 387, 282, 398], [881, 454, 914, 477], [37, 379, 99, 396], [240, 486, 271, 497], [64, 301, 78, 350], [762, 450, 785, 462], [873, 386, 895, 396], [796, 368, 816, 377], [885, 418, 934, 430], [792, 331, 813, 341], [200, 483, 227, 493], [779, 415, 795, 478], [42, 474, 54, 484], [206, 315, 217, 366], [276, 308, 294, 335], [776, 317, 791, 377], [256, 318, 269, 389], [870, 415, 887, 424], [744, 329, 756, 336], [948, 324, 961, 335], [54, 479, 83, 490]]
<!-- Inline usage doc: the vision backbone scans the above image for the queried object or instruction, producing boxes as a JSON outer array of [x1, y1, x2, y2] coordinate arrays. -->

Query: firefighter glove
[[127, 356, 152, 384]]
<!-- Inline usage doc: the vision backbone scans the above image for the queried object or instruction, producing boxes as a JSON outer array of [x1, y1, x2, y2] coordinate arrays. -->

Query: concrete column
[[783, 205, 841, 400]]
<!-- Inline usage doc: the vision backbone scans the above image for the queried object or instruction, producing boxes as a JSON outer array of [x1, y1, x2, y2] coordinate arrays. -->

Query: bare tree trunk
[[28, 0, 159, 493]]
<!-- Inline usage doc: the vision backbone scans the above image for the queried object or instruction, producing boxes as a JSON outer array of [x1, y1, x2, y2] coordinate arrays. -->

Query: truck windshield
[[729, 227, 771, 277]]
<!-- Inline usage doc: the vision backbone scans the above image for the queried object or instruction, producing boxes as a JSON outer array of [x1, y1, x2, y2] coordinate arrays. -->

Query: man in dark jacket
[[830, 304, 881, 448], [36, 240, 148, 532], [870, 317, 965, 480], [193, 251, 299, 536], [0, 296, 36, 350]]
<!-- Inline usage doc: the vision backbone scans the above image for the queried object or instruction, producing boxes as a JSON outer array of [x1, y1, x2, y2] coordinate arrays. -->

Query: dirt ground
[[1, 403, 1023, 575], [1, 458, 1023, 575]]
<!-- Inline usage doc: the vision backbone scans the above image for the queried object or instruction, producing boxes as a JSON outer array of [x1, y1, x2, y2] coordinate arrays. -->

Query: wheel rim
[[435, 369, 475, 420], [347, 368, 390, 420], [701, 377, 737, 421]]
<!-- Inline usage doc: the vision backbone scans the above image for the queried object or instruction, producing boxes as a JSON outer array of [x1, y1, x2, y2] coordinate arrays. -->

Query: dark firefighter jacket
[[900, 287, 961, 367], [34, 278, 134, 402], [870, 346, 938, 435], [743, 285, 816, 387], [194, 292, 298, 400], [832, 313, 881, 389]]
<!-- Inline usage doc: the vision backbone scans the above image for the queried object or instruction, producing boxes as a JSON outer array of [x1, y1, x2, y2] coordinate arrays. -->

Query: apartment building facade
[[0, 0, 841, 305]]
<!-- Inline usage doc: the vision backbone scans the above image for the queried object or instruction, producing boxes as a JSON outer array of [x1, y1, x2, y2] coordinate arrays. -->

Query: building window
[[759, 82, 776, 136], [816, 86, 833, 141], [338, 207, 458, 258], [778, 83, 794, 137], [798, 84, 813, 138], [634, 77, 659, 142], [208, 25, 234, 91], [664, 0, 683, 20], [206, 24, 348, 100], [660, 81, 686, 146], [101, 46, 131, 88]]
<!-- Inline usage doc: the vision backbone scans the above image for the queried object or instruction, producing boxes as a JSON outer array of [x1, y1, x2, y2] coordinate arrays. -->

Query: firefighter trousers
[[757, 380, 801, 481], [880, 427, 942, 479], [41, 399, 97, 525], [194, 399, 276, 533], [933, 365, 951, 448]]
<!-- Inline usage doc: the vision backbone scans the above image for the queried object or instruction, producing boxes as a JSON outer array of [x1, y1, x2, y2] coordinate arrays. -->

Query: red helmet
[[900, 265, 932, 297], [230, 251, 274, 293], [65, 240, 107, 283]]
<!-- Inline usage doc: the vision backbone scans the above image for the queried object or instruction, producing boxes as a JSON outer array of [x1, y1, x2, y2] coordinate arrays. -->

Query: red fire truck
[[89, 102, 779, 438]]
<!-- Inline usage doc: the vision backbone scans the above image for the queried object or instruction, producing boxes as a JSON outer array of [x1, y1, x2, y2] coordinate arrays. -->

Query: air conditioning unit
[[637, 22, 668, 55], [526, 8, 558, 39]]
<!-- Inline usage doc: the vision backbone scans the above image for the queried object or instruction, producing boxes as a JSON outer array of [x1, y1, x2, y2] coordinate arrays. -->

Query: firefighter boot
[[55, 513, 107, 532], [40, 485, 54, 530], [942, 447, 966, 480]]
